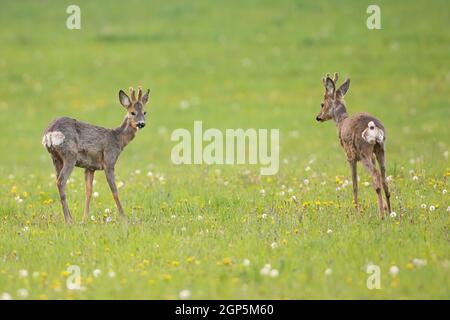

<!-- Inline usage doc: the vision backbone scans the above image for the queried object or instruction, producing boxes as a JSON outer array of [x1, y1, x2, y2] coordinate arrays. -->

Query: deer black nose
[[137, 122, 145, 129], [316, 116, 321, 122]]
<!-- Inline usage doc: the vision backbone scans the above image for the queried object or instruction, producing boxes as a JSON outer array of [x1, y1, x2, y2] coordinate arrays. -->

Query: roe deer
[[316, 73, 391, 217], [42, 86, 150, 223]]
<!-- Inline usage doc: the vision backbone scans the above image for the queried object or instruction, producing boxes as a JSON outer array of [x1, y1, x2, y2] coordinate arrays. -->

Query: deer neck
[[115, 116, 137, 149], [333, 102, 348, 129]]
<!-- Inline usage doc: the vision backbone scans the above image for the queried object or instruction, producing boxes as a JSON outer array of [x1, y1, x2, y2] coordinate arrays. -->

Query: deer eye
[[144, 111, 147, 115], [131, 111, 136, 116], [321, 103, 324, 108]]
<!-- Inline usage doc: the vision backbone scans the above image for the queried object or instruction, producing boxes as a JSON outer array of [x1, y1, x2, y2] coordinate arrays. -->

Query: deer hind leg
[[51, 153, 63, 179], [361, 156, 385, 218], [375, 145, 391, 214], [83, 169, 95, 222], [348, 160, 359, 211], [56, 156, 76, 224], [104, 167, 126, 218]]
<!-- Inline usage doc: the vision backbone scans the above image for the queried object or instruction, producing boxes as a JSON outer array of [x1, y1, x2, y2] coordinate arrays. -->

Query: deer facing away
[[316, 73, 391, 217], [42, 87, 150, 223]]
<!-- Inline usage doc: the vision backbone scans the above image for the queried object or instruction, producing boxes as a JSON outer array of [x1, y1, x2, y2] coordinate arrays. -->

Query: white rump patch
[[362, 121, 384, 144], [42, 131, 65, 147]]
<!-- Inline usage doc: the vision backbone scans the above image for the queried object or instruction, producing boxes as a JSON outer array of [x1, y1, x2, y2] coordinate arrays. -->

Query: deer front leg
[[104, 167, 125, 218], [349, 160, 359, 211], [56, 158, 76, 224], [83, 169, 95, 222], [361, 156, 384, 218]]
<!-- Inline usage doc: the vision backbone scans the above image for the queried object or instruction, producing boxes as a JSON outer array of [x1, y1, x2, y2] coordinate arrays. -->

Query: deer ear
[[119, 90, 131, 108], [336, 78, 350, 98], [325, 77, 335, 96], [141, 89, 150, 104]]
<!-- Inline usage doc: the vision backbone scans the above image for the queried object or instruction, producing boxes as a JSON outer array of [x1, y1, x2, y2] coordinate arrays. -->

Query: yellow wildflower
[[222, 257, 232, 266]]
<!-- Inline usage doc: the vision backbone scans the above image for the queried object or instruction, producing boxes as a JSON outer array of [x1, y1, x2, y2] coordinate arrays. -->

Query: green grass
[[0, 0, 449, 299]]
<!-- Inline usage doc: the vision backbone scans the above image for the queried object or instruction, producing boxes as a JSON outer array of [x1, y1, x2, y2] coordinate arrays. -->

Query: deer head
[[119, 86, 150, 129], [316, 72, 350, 122]]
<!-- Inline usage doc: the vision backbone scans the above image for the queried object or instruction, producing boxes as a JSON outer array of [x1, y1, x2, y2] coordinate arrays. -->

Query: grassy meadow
[[0, 0, 449, 299]]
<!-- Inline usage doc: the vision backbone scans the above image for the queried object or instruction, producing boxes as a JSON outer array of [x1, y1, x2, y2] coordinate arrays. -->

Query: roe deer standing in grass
[[42, 86, 150, 223], [315, 73, 391, 217]]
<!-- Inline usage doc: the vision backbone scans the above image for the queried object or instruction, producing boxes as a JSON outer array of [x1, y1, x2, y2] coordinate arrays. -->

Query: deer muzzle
[[136, 121, 146, 129]]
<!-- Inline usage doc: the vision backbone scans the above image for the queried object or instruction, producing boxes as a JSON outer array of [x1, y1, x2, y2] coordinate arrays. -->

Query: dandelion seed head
[[18, 269, 28, 278], [389, 265, 399, 276], [269, 269, 279, 278], [1, 292, 12, 300], [17, 289, 28, 298], [179, 289, 191, 299], [93, 269, 101, 277]]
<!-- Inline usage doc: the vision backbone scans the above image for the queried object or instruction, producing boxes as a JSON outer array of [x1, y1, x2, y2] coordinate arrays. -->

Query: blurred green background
[[0, 0, 448, 174]]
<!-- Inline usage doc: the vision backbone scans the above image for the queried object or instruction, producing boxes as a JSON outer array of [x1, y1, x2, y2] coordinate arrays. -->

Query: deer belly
[[76, 150, 104, 170]]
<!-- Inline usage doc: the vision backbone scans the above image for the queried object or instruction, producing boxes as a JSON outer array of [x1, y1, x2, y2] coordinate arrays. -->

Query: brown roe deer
[[42, 87, 150, 223], [315, 73, 391, 217]]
